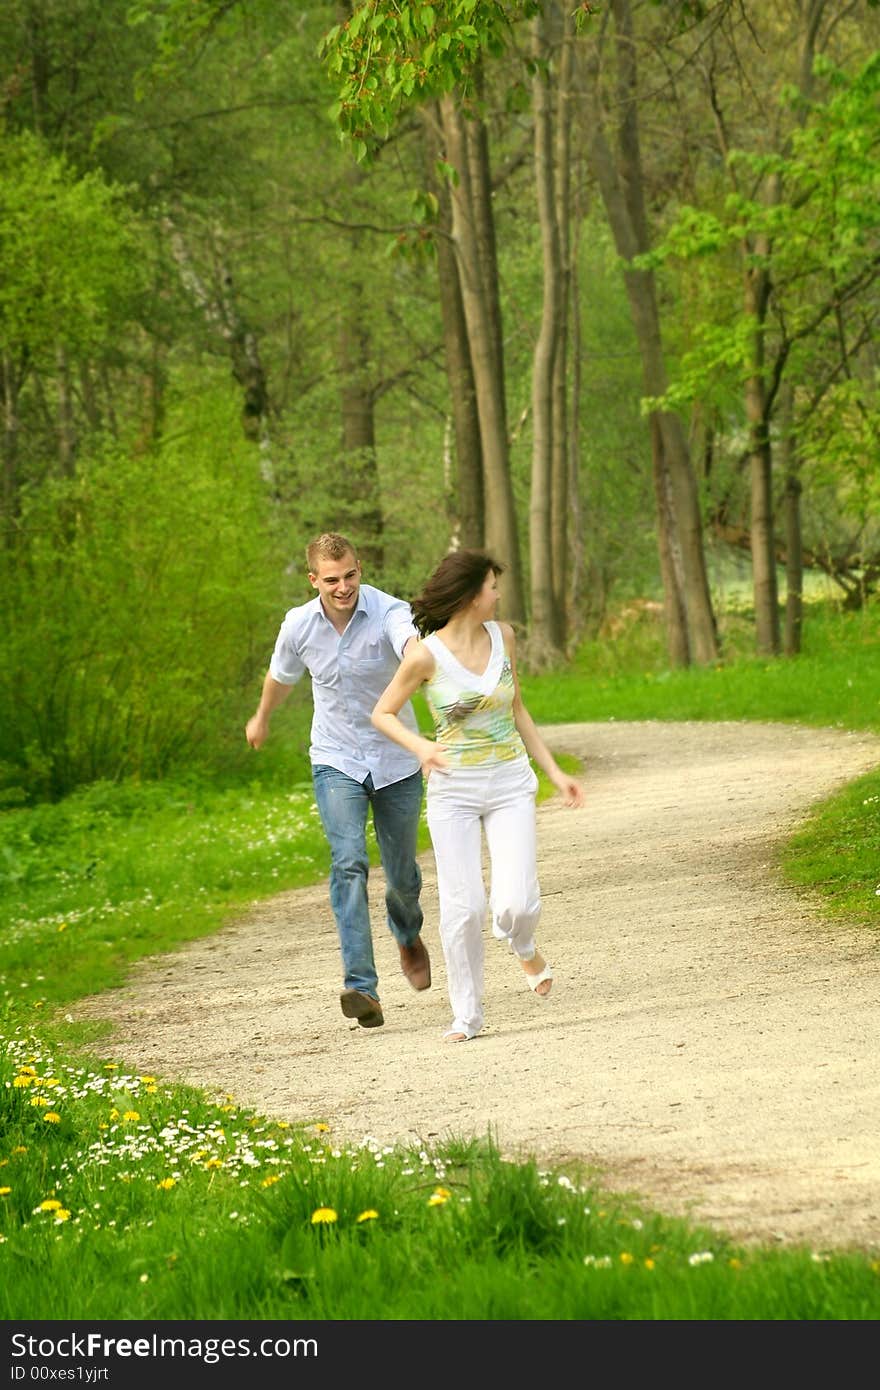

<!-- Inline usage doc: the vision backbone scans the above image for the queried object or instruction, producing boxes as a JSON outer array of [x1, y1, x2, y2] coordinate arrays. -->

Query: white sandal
[[524, 961, 553, 995]]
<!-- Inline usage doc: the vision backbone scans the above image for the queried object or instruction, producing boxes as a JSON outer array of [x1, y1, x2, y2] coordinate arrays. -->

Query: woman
[[371, 549, 584, 1041]]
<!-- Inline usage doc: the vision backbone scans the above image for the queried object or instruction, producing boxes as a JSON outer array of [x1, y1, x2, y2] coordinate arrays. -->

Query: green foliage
[[320, 0, 540, 157], [0, 131, 144, 362], [642, 53, 880, 420], [0, 382, 282, 801]]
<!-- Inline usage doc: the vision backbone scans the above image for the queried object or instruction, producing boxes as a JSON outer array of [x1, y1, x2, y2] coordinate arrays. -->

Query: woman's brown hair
[[411, 549, 504, 636]]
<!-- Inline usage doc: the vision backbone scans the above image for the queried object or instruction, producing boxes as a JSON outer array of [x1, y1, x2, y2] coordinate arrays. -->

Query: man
[[245, 532, 430, 1030]]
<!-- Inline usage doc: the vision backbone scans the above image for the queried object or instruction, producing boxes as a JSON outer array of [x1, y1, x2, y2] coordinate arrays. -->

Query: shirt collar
[[316, 584, 368, 629]]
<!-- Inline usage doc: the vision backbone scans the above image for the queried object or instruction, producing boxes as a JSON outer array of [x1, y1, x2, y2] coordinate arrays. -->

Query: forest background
[[1, 0, 879, 808]]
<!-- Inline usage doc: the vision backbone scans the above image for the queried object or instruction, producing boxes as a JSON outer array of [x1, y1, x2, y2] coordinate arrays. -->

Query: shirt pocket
[[301, 643, 339, 688]]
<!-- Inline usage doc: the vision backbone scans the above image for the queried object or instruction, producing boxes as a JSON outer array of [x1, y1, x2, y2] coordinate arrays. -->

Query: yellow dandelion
[[203, 1158, 223, 1170], [104, 1064, 118, 1071], [12, 1075, 34, 1088], [109, 1108, 119, 1120], [11, 1147, 27, 1156], [138, 1076, 156, 1084], [57, 923, 67, 932], [44, 1079, 60, 1088], [276, 1121, 290, 1130], [43, 1113, 61, 1124], [144, 1086, 158, 1095], [0, 1187, 11, 1197], [39, 1199, 62, 1212], [54, 1210, 71, 1223], [728, 1257, 743, 1270], [314, 1123, 331, 1133], [870, 1260, 880, 1276], [356, 1209, 379, 1223], [33, 1000, 44, 1009], [644, 1258, 655, 1270], [157, 1178, 177, 1191], [261, 1175, 281, 1188], [16, 1066, 36, 1077], [29, 1097, 49, 1108], [428, 1188, 451, 1207], [619, 1251, 634, 1265], [97, 1123, 108, 1132], [310, 1207, 338, 1224], [122, 1111, 140, 1123], [220, 1104, 236, 1114]]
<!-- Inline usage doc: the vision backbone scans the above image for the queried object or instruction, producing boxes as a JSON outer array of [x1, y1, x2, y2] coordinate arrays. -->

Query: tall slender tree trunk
[[56, 343, 76, 476], [652, 416, 690, 667], [440, 94, 525, 624], [566, 189, 586, 633], [583, 0, 718, 665], [1, 353, 22, 528], [163, 216, 270, 446], [422, 105, 484, 549], [780, 384, 803, 656], [742, 189, 781, 656], [338, 287, 383, 571], [550, 4, 575, 639], [529, 5, 565, 659]]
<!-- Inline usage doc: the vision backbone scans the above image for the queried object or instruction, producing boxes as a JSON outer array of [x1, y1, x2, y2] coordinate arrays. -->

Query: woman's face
[[471, 569, 500, 620]]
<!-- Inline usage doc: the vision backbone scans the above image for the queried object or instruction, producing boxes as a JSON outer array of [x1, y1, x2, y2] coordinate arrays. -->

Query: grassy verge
[[3, 1039, 879, 1320], [2, 598, 880, 1319]]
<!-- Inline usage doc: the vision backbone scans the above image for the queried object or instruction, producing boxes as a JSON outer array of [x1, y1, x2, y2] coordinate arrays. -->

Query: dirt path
[[71, 721, 880, 1254]]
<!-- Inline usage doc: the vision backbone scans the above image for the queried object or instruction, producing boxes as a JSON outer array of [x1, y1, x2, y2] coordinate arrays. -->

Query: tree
[[0, 131, 144, 520], [578, 0, 720, 665], [644, 46, 880, 642]]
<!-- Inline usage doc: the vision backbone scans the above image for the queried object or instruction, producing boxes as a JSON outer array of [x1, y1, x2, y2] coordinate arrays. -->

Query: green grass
[[2, 1040, 879, 1320], [2, 596, 880, 1320]]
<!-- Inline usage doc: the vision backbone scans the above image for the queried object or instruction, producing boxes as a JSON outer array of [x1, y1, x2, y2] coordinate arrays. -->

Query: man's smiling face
[[309, 550, 362, 622]]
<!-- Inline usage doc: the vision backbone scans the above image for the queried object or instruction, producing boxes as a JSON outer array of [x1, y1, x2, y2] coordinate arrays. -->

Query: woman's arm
[[371, 641, 450, 776], [502, 623, 585, 808]]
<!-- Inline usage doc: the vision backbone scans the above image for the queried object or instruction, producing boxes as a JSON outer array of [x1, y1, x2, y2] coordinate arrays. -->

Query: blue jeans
[[312, 765, 424, 999]]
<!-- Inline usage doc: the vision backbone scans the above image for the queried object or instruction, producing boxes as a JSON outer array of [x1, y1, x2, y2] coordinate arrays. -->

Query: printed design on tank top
[[422, 621, 527, 767]]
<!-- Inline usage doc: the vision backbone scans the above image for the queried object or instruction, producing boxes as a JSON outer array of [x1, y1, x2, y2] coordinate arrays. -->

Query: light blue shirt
[[269, 583, 421, 788]]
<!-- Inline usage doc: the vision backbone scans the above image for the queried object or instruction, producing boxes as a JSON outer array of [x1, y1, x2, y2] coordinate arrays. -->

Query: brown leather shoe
[[340, 988, 384, 1028], [399, 937, 431, 991]]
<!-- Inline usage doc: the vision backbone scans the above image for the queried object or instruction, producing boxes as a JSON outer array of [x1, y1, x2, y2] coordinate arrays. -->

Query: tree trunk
[[566, 188, 586, 635], [422, 105, 484, 549], [56, 343, 76, 476], [780, 385, 803, 656], [652, 415, 690, 667], [1, 352, 22, 527], [163, 216, 270, 445], [742, 194, 781, 657], [338, 290, 383, 571], [529, 6, 565, 660], [550, 4, 575, 642], [583, 0, 718, 665], [440, 94, 525, 625]]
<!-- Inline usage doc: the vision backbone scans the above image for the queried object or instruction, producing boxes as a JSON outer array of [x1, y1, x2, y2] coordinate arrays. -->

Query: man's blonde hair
[[306, 532, 358, 572]]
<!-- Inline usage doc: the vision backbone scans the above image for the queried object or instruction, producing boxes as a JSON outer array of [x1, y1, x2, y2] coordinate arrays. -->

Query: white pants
[[426, 756, 541, 1038]]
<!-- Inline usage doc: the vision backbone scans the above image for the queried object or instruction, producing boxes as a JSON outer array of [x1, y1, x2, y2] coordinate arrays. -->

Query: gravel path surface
[[71, 720, 880, 1253]]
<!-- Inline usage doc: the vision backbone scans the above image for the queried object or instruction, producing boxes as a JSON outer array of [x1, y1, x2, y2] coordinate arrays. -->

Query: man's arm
[[246, 672, 295, 750], [383, 598, 419, 661]]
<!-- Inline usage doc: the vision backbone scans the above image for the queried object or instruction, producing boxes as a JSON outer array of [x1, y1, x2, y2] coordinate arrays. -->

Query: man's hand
[[246, 713, 269, 750]]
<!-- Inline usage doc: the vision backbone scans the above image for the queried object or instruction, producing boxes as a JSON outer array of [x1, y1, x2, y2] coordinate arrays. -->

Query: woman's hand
[[419, 739, 450, 778], [552, 771, 585, 808]]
